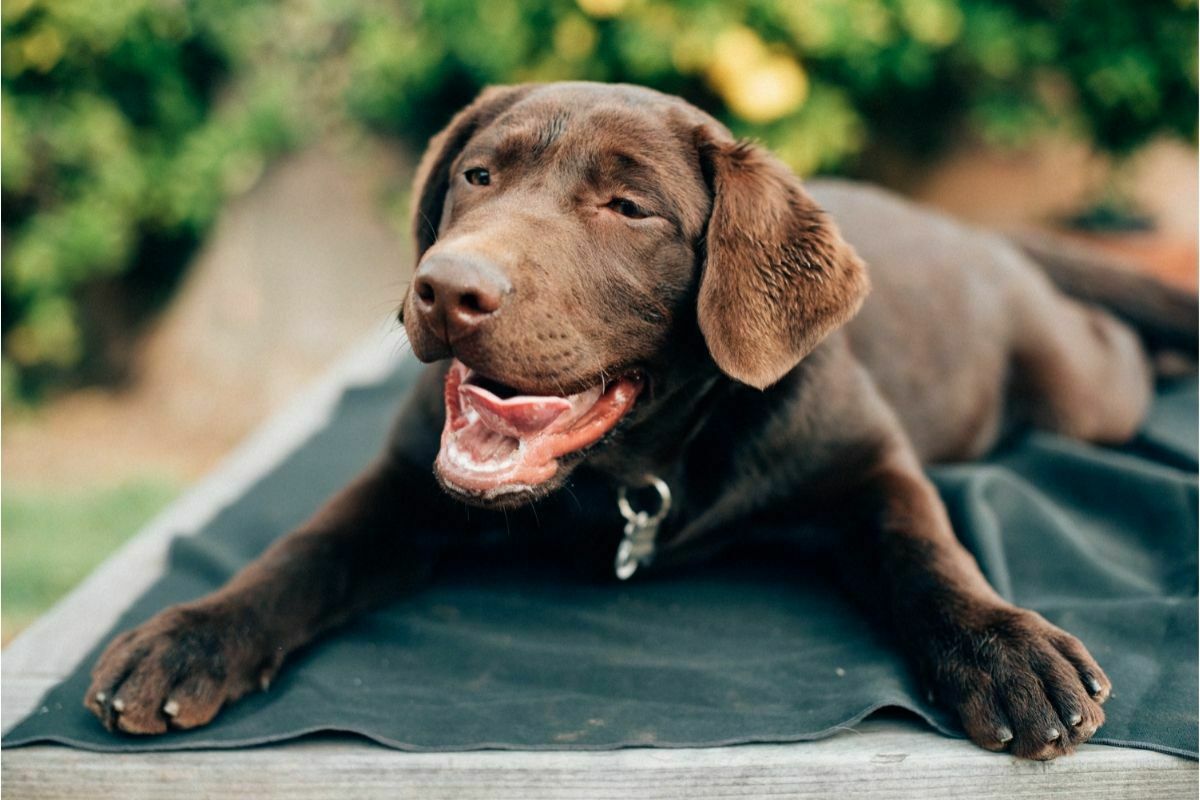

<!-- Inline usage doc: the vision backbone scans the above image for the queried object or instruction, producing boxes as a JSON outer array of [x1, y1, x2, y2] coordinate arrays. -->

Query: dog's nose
[[412, 252, 510, 341]]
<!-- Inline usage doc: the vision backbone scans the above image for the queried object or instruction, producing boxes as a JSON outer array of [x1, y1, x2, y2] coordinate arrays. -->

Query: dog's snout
[[412, 252, 510, 341]]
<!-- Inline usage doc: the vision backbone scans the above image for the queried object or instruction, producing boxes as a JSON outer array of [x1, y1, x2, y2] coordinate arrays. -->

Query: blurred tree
[[2, 0, 312, 399], [3, 0, 1196, 400]]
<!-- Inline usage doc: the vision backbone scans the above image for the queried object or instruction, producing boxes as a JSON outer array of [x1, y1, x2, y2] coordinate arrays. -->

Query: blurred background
[[2, 0, 1196, 642]]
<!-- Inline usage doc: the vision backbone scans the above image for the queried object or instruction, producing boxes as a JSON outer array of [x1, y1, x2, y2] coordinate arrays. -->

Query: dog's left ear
[[696, 133, 870, 389]]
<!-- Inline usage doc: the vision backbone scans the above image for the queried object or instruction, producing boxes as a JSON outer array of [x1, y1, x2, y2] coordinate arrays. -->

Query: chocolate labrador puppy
[[86, 82, 1196, 759]]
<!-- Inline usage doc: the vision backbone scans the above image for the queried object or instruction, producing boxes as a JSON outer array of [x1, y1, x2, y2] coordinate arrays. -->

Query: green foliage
[[338, 0, 1196, 159], [3, 0, 1196, 399], [2, 0, 310, 399]]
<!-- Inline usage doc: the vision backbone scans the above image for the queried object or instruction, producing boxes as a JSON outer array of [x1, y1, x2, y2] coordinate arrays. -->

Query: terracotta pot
[[1057, 228, 1198, 292]]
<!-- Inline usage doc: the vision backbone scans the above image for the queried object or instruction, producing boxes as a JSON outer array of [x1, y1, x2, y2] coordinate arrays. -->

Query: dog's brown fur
[[86, 83, 1196, 759]]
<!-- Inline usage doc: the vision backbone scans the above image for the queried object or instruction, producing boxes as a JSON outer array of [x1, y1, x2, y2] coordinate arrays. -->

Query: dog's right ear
[[411, 85, 534, 259], [695, 130, 869, 389]]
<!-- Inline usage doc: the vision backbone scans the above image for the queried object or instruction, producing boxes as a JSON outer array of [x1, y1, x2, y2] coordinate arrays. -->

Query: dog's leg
[[1009, 275, 1153, 444], [84, 366, 459, 735], [769, 346, 1116, 760], [83, 456, 446, 734], [835, 448, 1111, 760]]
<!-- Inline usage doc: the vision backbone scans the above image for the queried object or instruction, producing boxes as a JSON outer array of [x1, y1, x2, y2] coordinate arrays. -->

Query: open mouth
[[437, 360, 644, 500]]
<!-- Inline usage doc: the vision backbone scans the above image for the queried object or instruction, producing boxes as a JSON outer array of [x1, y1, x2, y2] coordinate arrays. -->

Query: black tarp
[[5, 360, 1196, 758]]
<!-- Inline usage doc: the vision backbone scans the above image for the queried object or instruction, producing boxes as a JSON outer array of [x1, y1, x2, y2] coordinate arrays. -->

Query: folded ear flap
[[697, 135, 870, 389], [411, 85, 534, 258]]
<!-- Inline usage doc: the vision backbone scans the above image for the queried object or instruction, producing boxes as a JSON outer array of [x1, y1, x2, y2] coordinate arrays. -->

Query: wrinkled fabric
[[5, 359, 1196, 758]]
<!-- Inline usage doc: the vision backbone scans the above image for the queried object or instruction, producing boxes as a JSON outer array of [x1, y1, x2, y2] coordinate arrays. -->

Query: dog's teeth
[[112, 698, 125, 712], [95, 692, 107, 704], [163, 700, 180, 717]]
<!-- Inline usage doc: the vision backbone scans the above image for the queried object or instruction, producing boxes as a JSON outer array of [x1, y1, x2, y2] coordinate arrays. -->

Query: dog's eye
[[606, 197, 650, 219], [464, 167, 491, 186]]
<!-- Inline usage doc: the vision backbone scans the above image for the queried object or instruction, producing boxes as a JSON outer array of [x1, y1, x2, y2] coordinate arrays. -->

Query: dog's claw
[[932, 607, 1108, 759]]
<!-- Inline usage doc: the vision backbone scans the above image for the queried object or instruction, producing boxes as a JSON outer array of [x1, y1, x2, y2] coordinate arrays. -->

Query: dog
[[85, 82, 1197, 759]]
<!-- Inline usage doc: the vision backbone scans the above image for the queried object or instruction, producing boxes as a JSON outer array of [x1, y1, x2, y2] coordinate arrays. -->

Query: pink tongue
[[460, 384, 571, 438]]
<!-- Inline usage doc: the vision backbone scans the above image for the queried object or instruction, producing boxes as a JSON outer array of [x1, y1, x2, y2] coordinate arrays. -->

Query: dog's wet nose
[[412, 252, 510, 341]]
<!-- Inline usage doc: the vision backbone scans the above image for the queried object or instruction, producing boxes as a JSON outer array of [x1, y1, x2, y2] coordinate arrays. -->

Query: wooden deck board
[[4, 325, 1195, 798]]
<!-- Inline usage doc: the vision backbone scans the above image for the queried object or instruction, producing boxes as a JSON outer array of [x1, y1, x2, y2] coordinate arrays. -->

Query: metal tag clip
[[614, 475, 671, 580]]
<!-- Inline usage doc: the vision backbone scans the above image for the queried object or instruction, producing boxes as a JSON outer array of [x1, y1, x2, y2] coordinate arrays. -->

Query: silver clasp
[[614, 474, 671, 580]]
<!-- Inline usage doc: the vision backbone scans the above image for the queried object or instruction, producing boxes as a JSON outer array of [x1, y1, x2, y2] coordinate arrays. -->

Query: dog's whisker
[[417, 209, 441, 247], [563, 485, 583, 514]]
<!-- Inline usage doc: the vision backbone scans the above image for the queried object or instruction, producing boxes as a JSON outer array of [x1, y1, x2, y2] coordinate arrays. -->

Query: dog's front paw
[[926, 606, 1111, 760], [85, 603, 279, 735]]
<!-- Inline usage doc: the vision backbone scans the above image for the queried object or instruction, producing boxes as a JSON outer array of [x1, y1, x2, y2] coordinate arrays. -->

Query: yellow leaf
[[576, 0, 627, 19]]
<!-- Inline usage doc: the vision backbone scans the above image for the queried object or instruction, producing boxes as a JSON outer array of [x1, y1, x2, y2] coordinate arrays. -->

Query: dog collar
[[614, 474, 671, 580]]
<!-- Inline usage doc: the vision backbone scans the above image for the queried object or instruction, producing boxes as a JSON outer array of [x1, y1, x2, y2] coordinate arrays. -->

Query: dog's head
[[400, 82, 868, 507]]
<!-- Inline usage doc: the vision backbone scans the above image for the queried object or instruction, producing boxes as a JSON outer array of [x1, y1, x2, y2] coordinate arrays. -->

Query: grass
[[2, 477, 180, 644]]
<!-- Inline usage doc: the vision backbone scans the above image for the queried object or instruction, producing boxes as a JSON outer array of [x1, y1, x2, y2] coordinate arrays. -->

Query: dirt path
[[4, 143, 414, 488]]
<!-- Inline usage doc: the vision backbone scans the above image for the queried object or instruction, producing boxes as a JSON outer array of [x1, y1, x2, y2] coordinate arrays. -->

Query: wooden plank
[[5, 671, 1194, 799], [2, 718, 1195, 800], [3, 323, 1195, 798]]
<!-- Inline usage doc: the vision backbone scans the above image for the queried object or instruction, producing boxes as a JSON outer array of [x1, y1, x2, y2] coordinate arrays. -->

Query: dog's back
[[809, 179, 1194, 464]]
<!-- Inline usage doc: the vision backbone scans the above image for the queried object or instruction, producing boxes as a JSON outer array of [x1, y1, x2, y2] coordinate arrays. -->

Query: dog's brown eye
[[607, 197, 649, 219], [464, 167, 490, 186]]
